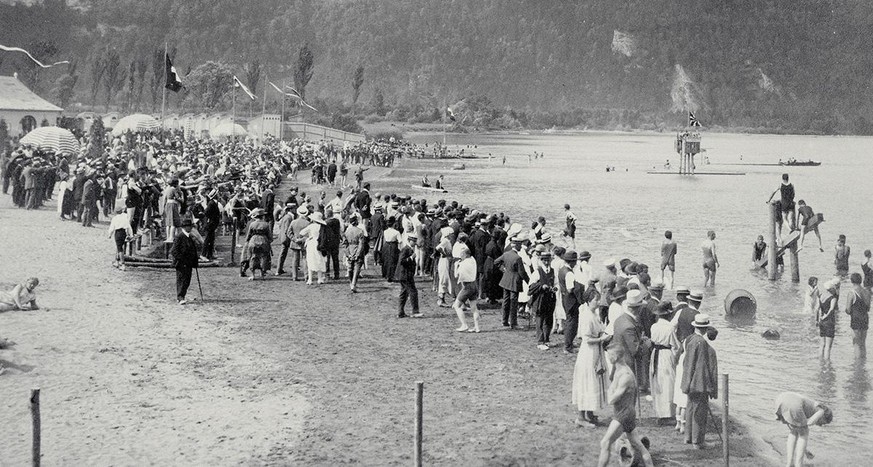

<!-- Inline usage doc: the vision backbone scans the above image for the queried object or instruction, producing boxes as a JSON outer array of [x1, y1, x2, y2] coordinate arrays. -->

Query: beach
[[0, 162, 778, 465]]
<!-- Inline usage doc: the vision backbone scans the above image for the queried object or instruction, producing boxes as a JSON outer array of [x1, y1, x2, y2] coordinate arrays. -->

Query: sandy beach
[[0, 171, 777, 465]]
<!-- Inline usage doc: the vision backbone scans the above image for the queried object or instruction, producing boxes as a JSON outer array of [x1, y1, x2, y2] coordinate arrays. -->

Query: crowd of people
[[3, 128, 869, 465]]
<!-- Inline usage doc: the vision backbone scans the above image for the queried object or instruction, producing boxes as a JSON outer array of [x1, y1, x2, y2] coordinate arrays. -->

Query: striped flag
[[233, 75, 256, 100], [165, 54, 183, 92], [0, 44, 69, 68], [281, 84, 317, 111], [269, 81, 292, 97], [688, 111, 702, 127]]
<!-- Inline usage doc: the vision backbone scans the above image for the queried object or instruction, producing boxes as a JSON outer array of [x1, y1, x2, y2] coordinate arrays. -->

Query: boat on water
[[779, 159, 821, 166], [410, 184, 448, 193]]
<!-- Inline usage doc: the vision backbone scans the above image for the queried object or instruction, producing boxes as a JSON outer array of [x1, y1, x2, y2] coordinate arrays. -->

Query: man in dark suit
[[681, 314, 719, 449], [202, 189, 222, 260], [494, 236, 529, 328], [354, 182, 372, 228], [675, 290, 701, 344], [469, 219, 491, 300], [170, 217, 200, 305], [81, 174, 98, 227], [71, 168, 85, 221], [396, 234, 420, 318], [608, 289, 650, 376], [324, 208, 343, 280]]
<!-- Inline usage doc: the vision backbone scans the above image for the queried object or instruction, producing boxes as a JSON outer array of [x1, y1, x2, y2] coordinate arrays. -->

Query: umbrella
[[111, 113, 160, 136], [210, 123, 249, 138], [19, 126, 80, 155]]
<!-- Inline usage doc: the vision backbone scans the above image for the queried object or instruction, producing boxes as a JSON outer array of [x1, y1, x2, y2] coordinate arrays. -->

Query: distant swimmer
[[664, 159, 671, 170], [660, 230, 677, 289], [563, 204, 577, 249], [701, 230, 719, 287]]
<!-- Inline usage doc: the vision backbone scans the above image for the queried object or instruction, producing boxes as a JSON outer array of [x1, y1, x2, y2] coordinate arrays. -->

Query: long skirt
[[163, 200, 181, 228], [650, 350, 677, 418], [381, 241, 399, 280], [572, 342, 607, 411]]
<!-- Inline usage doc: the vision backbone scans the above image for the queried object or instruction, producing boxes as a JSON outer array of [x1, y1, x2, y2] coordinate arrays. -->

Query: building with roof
[[0, 75, 63, 138]]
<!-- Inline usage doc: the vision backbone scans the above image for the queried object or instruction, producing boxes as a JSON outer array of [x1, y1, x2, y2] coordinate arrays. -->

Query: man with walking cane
[[171, 216, 200, 305]]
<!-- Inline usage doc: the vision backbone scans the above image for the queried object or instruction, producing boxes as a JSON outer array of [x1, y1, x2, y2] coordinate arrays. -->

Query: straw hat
[[296, 205, 309, 216], [249, 208, 266, 218], [562, 250, 578, 262], [692, 314, 712, 327], [626, 290, 645, 308]]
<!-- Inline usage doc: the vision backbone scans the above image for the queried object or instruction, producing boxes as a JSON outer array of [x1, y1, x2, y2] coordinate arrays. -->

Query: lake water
[[388, 131, 873, 463]]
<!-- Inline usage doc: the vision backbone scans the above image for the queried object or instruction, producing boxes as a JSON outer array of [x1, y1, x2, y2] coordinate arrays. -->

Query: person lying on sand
[[0, 277, 40, 312]]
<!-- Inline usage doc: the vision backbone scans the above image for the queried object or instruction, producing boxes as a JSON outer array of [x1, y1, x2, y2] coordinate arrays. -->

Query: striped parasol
[[111, 113, 160, 136], [19, 126, 80, 155]]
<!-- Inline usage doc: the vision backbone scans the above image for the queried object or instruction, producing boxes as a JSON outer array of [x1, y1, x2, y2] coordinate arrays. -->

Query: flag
[[165, 54, 182, 92], [233, 75, 256, 100], [0, 44, 69, 68], [447, 107, 456, 122], [280, 84, 317, 111], [269, 81, 290, 96], [688, 111, 702, 127], [285, 86, 302, 99]]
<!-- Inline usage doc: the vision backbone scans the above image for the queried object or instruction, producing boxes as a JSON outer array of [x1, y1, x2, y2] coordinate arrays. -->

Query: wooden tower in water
[[675, 131, 701, 174]]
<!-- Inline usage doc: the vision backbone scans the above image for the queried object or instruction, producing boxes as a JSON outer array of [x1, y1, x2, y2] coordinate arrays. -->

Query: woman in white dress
[[298, 211, 327, 284], [550, 247, 567, 334], [649, 301, 680, 422], [572, 287, 608, 427]]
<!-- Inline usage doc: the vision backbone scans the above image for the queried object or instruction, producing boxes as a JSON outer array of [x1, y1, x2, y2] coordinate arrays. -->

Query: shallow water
[[388, 131, 873, 462]]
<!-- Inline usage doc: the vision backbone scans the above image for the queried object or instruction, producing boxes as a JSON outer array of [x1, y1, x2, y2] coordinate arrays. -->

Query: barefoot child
[[107, 206, 134, 270], [597, 350, 654, 467], [453, 246, 480, 332]]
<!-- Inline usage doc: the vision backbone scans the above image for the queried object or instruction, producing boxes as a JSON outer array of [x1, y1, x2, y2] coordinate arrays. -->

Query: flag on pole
[[286, 86, 303, 99], [0, 44, 69, 68], [688, 111, 702, 127], [233, 75, 256, 100], [165, 54, 182, 92], [270, 81, 296, 97], [447, 107, 457, 122], [280, 84, 317, 111]]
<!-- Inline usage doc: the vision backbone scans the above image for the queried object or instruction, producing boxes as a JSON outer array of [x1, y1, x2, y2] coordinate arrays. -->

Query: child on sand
[[597, 350, 654, 467]]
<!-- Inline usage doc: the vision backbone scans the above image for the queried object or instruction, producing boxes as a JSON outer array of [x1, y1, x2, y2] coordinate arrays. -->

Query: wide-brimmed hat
[[676, 286, 690, 295], [578, 251, 591, 261], [538, 233, 552, 244], [626, 290, 645, 307], [310, 212, 326, 225], [692, 313, 712, 327], [506, 222, 523, 238], [534, 244, 546, 253], [654, 301, 674, 315], [649, 282, 665, 293], [563, 250, 579, 262], [249, 208, 266, 218], [540, 251, 553, 260], [611, 286, 628, 301]]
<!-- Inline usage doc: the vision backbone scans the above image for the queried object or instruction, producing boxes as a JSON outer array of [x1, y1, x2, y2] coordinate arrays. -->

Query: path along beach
[[0, 160, 779, 465]]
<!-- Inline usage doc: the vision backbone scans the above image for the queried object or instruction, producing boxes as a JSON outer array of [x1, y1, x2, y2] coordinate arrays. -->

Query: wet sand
[[0, 172, 776, 465]]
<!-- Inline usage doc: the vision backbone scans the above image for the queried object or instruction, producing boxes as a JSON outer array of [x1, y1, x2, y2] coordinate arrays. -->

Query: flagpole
[[261, 72, 267, 142], [442, 99, 447, 154], [280, 79, 286, 141], [231, 85, 236, 149], [161, 42, 167, 128]]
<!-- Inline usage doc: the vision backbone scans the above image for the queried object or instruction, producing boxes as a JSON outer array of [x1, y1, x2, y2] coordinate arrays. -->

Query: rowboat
[[410, 184, 448, 193]]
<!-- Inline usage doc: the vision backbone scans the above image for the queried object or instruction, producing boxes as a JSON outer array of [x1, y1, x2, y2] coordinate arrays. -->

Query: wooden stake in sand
[[30, 388, 40, 467], [414, 381, 423, 467], [721, 374, 730, 467]]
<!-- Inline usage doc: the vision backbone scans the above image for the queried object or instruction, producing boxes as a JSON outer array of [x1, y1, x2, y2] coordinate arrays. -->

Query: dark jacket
[[469, 228, 490, 271], [170, 232, 200, 269], [394, 244, 416, 281], [495, 248, 529, 292], [681, 333, 719, 398], [608, 312, 642, 367]]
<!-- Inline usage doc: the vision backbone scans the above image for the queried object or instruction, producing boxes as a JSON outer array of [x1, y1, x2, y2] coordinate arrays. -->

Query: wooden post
[[230, 222, 237, 265], [788, 244, 800, 283], [414, 381, 423, 467], [30, 388, 40, 467], [721, 374, 729, 467], [768, 203, 778, 280]]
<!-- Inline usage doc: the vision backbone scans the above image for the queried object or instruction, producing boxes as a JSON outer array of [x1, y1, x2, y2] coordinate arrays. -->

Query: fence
[[283, 122, 366, 144]]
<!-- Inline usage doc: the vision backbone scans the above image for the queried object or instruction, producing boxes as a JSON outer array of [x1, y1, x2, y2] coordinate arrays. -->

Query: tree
[[351, 65, 364, 115], [90, 51, 107, 106], [150, 48, 163, 111], [126, 61, 137, 112], [244, 59, 261, 96], [19, 41, 58, 93], [372, 88, 386, 116], [185, 61, 234, 110], [87, 117, 104, 162], [104, 50, 126, 110], [55, 61, 78, 108], [293, 43, 314, 100], [135, 57, 148, 111]]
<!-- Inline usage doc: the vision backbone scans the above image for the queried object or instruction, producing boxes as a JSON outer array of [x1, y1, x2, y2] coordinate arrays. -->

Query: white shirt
[[605, 302, 624, 336], [108, 213, 133, 237], [456, 257, 477, 283]]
